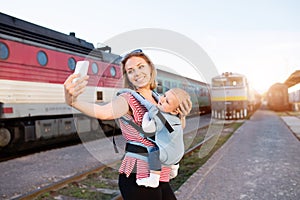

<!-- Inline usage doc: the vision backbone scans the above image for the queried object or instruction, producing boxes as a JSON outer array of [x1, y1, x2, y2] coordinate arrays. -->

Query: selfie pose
[[64, 50, 191, 200]]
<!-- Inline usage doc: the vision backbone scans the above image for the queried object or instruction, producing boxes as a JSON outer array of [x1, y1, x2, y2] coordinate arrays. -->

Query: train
[[210, 72, 261, 119], [266, 81, 300, 112], [289, 84, 300, 111], [156, 68, 211, 115], [0, 12, 124, 152], [266, 68, 300, 111], [0, 12, 211, 153], [266, 83, 290, 111]]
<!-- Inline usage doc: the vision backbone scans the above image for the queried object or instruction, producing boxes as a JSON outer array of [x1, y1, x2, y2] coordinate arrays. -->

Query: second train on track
[[210, 72, 261, 119]]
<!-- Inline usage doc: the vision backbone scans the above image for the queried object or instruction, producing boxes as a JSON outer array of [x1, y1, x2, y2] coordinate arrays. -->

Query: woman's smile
[[135, 75, 147, 83]]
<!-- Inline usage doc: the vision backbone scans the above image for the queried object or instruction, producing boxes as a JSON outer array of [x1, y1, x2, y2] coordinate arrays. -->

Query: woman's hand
[[63, 74, 89, 106], [178, 98, 192, 118]]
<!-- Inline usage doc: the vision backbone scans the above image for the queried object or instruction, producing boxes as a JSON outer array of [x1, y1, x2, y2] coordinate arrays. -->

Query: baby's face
[[157, 90, 179, 113]]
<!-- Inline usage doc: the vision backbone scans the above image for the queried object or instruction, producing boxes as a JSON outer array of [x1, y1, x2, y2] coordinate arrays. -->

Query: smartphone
[[72, 61, 89, 83]]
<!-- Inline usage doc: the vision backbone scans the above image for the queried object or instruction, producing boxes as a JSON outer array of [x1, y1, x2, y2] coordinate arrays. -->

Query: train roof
[[284, 70, 300, 88], [0, 12, 121, 63], [156, 68, 208, 86], [212, 72, 246, 79], [0, 12, 95, 54]]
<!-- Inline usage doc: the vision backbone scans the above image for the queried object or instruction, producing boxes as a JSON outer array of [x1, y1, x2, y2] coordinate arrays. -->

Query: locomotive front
[[211, 72, 249, 119]]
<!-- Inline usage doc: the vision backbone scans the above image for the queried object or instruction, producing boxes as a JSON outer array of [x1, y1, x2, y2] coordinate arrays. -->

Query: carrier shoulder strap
[[117, 88, 154, 110], [117, 89, 174, 133], [121, 116, 146, 134], [156, 111, 174, 133]]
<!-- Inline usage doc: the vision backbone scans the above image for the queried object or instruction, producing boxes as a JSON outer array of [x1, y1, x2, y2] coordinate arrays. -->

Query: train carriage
[[156, 69, 211, 115], [266, 83, 290, 111]]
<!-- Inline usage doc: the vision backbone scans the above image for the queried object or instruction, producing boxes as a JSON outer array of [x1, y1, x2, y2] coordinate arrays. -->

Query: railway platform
[[176, 109, 300, 200]]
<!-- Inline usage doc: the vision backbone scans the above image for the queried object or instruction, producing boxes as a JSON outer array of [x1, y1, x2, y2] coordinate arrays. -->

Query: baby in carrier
[[119, 88, 190, 188]]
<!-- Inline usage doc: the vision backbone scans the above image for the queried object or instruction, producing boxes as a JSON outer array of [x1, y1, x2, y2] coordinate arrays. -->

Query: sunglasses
[[121, 49, 143, 63]]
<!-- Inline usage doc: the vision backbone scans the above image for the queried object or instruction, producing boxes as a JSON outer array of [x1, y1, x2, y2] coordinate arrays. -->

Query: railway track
[[15, 118, 242, 200], [0, 137, 81, 163]]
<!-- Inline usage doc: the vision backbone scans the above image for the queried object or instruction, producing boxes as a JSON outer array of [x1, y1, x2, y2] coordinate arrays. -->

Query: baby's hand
[[142, 112, 156, 133]]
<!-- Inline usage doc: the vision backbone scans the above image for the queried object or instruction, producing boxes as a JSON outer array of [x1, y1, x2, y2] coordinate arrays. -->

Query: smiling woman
[[64, 47, 193, 199]]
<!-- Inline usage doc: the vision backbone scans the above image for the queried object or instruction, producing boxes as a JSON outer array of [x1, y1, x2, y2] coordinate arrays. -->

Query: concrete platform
[[176, 110, 300, 200], [281, 116, 300, 139]]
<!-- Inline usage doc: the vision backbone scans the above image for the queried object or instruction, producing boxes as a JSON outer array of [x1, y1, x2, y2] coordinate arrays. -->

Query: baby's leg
[[136, 147, 161, 188], [136, 170, 160, 188]]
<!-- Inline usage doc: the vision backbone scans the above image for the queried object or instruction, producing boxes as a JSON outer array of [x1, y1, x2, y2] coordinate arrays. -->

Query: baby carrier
[[117, 89, 185, 166]]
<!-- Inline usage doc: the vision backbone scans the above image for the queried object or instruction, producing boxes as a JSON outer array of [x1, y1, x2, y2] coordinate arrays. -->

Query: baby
[[136, 88, 191, 188]]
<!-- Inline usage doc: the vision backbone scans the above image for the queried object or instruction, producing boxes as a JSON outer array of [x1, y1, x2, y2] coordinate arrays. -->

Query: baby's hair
[[169, 88, 190, 105]]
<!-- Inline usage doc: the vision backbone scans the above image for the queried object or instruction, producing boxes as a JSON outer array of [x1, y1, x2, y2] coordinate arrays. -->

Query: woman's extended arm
[[64, 74, 129, 120], [71, 97, 129, 120]]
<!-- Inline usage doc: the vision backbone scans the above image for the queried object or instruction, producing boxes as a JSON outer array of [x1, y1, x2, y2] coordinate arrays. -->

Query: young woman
[[64, 50, 192, 200]]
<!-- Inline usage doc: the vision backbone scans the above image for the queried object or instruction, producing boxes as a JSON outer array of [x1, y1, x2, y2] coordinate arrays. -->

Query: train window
[[68, 57, 76, 70], [172, 82, 177, 88], [110, 66, 116, 77], [0, 42, 9, 60], [157, 79, 163, 94], [212, 79, 225, 87], [92, 62, 99, 74], [97, 91, 103, 101], [37, 50, 48, 66], [164, 80, 170, 91]]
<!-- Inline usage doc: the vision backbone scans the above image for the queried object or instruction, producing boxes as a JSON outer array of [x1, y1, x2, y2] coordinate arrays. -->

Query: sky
[[1, 0, 300, 93]]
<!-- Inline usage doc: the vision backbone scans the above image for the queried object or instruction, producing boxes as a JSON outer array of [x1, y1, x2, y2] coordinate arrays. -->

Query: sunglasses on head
[[121, 49, 143, 62]]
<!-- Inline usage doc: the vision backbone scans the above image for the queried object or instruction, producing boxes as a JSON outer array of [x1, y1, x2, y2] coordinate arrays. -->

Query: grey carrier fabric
[[117, 89, 184, 166]]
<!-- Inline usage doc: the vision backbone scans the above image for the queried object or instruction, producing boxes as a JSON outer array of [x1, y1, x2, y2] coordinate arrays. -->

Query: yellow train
[[211, 72, 261, 119]]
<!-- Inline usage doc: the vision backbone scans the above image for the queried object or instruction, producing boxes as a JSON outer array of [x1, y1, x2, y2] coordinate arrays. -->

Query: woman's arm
[[64, 74, 129, 120], [72, 97, 129, 120]]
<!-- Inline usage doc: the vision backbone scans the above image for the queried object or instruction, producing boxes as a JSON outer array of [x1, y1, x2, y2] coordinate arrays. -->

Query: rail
[[16, 116, 226, 200]]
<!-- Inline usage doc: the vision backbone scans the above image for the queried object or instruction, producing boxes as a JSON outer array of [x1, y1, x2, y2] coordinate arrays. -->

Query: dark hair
[[121, 51, 157, 90]]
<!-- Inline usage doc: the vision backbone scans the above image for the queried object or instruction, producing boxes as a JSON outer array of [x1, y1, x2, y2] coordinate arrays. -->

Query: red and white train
[[0, 13, 123, 152]]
